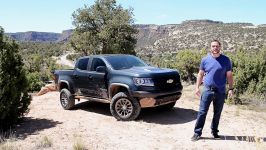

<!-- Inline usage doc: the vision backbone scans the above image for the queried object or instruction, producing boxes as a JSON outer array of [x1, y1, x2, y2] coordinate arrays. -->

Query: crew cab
[[54, 54, 183, 121]]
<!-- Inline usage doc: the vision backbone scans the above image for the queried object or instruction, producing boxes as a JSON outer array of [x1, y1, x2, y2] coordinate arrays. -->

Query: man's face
[[210, 41, 221, 54]]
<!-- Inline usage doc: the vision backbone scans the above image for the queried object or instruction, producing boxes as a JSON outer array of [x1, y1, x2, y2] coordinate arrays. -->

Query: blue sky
[[1, 0, 265, 33]]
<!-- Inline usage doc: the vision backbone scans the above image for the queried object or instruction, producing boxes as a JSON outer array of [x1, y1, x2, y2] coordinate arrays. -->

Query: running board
[[75, 95, 110, 103]]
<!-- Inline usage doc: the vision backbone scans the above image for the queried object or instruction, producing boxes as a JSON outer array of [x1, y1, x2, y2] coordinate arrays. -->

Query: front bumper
[[131, 89, 182, 108], [131, 88, 182, 98]]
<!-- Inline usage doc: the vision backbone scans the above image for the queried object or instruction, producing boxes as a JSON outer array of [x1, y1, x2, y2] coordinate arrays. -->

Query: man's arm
[[226, 71, 234, 97], [195, 70, 204, 97]]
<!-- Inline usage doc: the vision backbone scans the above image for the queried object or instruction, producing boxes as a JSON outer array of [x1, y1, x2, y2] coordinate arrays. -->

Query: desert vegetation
[[144, 48, 266, 106], [18, 41, 67, 91]]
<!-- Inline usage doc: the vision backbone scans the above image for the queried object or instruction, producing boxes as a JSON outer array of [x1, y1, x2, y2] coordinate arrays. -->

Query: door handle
[[88, 75, 93, 80], [74, 75, 79, 79]]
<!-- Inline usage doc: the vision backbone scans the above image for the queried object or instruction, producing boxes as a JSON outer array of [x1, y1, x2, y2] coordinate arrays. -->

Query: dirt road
[[56, 53, 75, 68], [6, 85, 266, 149]]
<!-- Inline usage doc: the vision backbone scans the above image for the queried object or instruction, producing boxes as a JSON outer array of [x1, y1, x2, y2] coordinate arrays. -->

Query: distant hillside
[[134, 24, 175, 48], [137, 20, 266, 55], [6, 20, 266, 54], [57, 29, 73, 42], [6, 29, 72, 42], [6, 31, 61, 42]]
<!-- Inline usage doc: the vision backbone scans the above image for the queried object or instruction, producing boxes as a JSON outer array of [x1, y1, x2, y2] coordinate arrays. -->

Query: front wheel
[[60, 89, 75, 110], [110, 92, 141, 121]]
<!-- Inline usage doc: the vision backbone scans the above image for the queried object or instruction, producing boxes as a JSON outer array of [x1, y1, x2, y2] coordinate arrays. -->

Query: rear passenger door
[[73, 57, 93, 96]]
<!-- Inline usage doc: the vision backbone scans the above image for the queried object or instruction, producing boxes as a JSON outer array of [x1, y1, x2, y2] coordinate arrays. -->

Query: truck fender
[[108, 83, 133, 98], [59, 80, 70, 91]]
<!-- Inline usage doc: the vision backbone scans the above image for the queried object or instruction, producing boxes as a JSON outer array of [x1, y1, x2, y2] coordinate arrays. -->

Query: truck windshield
[[105, 55, 147, 70]]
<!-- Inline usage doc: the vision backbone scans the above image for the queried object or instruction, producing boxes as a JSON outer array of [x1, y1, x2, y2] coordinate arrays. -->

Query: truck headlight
[[133, 78, 154, 86]]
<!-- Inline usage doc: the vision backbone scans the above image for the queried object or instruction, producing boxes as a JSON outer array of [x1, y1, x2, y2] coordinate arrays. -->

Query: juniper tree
[[70, 0, 137, 55], [0, 27, 31, 130]]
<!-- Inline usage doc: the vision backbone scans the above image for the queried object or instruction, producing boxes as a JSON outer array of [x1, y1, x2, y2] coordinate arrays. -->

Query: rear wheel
[[110, 92, 141, 121], [60, 89, 75, 110]]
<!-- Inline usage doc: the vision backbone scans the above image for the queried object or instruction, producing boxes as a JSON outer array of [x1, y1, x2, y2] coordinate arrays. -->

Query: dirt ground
[[4, 85, 266, 150]]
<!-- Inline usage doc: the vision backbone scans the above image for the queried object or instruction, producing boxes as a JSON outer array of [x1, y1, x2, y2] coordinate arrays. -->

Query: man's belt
[[205, 86, 218, 92]]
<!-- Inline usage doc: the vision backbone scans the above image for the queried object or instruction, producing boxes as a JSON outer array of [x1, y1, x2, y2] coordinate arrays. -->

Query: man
[[191, 40, 234, 141]]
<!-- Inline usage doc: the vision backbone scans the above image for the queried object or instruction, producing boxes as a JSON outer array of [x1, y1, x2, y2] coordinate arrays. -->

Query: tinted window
[[105, 55, 147, 70], [91, 58, 106, 71], [77, 58, 89, 70]]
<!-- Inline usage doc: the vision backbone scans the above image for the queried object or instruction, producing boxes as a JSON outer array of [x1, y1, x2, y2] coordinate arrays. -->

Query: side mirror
[[96, 66, 106, 73], [147, 63, 152, 66]]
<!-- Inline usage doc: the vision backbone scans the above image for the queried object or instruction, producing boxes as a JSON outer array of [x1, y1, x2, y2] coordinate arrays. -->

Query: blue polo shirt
[[200, 54, 232, 93]]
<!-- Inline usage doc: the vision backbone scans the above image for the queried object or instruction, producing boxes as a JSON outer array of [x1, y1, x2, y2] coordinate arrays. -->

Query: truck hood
[[116, 66, 178, 77], [129, 66, 173, 73]]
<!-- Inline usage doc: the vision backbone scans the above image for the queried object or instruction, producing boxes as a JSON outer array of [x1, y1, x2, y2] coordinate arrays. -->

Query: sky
[[1, 0, 266, 33]]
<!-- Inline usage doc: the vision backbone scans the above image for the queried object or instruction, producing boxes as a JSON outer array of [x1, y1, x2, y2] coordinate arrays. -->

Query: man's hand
[[195, 70, 204, 98], [195, 87, 201, 97], [226, 71, 234, 98], [228, 89, 234, 98]]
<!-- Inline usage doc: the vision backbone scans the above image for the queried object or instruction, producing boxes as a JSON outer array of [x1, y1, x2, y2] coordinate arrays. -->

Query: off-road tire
[[60, 88, 75, 110], [110, 92, 141, 121]]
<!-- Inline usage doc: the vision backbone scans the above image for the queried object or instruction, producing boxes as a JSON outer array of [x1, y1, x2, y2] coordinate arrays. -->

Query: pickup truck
[[54, 54, 183, 121]]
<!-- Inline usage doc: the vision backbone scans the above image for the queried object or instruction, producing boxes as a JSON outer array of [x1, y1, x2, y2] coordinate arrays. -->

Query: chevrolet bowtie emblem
[[167, 79, 174, 83]]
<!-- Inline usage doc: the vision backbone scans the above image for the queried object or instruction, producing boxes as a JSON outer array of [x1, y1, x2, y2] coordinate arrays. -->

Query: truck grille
[[153, 74, 181, 90]]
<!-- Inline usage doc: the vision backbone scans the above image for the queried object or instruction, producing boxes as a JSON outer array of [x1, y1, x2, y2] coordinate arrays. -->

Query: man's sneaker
[[212, 133, 220, 139], [191, 134, 200, 141]]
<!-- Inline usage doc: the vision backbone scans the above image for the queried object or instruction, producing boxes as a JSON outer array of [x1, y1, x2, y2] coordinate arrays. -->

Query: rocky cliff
[[6, 20, 266, 54]]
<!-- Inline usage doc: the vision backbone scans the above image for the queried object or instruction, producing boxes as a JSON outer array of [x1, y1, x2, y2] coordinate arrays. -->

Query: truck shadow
[[74, 101, 198, 124], [138, 107, 198, 124], [201, 135, 266, 142], [73, 101, 112, 116]]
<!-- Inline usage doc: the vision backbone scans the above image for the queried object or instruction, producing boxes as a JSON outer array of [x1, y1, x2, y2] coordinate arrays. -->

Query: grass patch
[[72, 134, 88, 150], [36, 136, 52, 148], [0, 142, 17, 150], [73, 140, 86, 150], [235, 107, 240, 116], [239, 94, 266, 112], [0, 130, 17, 150], [225, 93, 266, 112]]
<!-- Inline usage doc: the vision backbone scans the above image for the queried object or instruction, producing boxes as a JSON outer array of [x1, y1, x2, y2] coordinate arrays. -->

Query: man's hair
[[211, 39, 221, 46]]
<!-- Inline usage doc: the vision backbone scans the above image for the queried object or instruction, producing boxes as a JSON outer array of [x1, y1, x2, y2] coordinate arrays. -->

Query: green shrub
[[173, 50, 206, 83], [26, 72, 44, 92], [22, 53, 61, 92], [226, 48, 266, 104]]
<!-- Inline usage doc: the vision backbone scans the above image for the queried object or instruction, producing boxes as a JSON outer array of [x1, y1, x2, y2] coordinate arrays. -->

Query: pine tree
[[0, 27, 32, 130]]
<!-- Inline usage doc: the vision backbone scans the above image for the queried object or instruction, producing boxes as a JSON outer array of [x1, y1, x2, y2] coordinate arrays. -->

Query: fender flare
[[59, 80, 71, 91], [108, 83, 132, 98]]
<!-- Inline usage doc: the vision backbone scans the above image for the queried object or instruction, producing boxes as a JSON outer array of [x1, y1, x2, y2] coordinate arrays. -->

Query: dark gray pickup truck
[[54, 54, 183, 121]]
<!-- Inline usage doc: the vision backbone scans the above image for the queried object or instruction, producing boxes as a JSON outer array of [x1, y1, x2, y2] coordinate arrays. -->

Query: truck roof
[[78, 54, 134, 59]]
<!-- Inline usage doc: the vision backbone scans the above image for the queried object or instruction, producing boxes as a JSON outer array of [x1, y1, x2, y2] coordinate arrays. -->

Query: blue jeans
[[194, 88, 226, 136]]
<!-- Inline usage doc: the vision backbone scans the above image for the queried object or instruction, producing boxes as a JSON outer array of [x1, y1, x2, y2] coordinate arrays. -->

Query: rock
[[36, 84, 56, 96]]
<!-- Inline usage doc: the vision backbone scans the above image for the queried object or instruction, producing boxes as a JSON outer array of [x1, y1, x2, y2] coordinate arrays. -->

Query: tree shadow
[[138, 107, 198, 124], [201, 135, 266, 142], [14, 117, 62, 140]]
